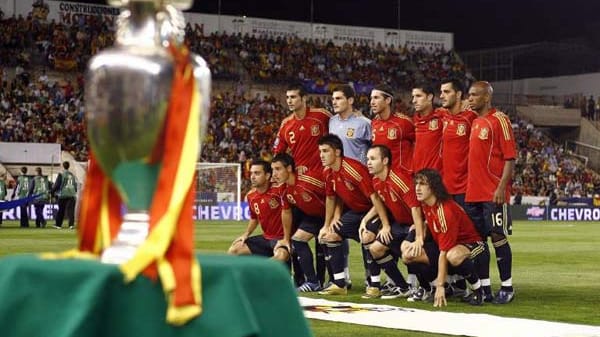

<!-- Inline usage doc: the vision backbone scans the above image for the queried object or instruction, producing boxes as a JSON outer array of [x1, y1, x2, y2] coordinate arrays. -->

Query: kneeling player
[[361, 145, 425, 299], [317, 134, 390, 295], [404, 169, 485, 306], [272, 153, 327, 292], [228, 160, 289, 262]]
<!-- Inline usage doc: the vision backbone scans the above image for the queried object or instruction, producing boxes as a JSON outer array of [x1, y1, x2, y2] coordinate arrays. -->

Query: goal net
[[196, 162, 242, 220]]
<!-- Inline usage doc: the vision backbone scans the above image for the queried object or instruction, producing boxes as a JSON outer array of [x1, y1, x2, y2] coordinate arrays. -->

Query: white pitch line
[[299, 297, 600, 337]]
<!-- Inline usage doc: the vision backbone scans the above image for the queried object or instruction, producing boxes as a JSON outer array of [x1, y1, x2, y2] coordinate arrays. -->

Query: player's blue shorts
[[292, 207, 323, 236], [362, 215, 410, 256], [452, 193, 466, 210], [246, 235, 280, 257], [333, 209, 368, 242], [465, 201, 512, 238]]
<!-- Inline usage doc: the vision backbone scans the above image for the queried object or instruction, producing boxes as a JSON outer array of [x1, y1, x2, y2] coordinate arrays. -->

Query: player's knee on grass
[[369, 240, 388, 259], [446, 245, 470, 267]]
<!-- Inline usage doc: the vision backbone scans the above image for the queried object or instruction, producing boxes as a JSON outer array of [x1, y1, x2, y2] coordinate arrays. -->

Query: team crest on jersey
[[429, 119, 439, 131], [286, 194, 297, 205], [344, 181, 355, 191], [301, 192, 312, 202], [478, 127, 489, 140], [311, 125, 320, 136], [346, 128, 355, 138], [387, 128, 397, 140], [457, 123, 466, 136], [269, 198, 279, 209]]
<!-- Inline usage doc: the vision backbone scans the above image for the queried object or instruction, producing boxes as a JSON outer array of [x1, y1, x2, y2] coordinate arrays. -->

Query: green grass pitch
[[0, 220, 598, 337]]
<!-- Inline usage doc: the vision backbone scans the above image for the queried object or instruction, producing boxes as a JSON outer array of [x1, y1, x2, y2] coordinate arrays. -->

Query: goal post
[[195, 162, 243, 221]]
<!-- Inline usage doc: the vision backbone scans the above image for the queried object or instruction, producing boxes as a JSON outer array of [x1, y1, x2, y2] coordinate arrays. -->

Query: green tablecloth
[[0, 254, 312, 337]]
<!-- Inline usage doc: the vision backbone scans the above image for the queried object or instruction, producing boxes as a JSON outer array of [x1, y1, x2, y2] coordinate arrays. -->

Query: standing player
[[273, 82, 331, 175], [465, 81, 516, 304], [440, 78, 478, 207], [329, 84, 372, 165], [412, 83, 443, 173], [228, 160, 289, 262], [408, 169, 485, 307], [370, 84, 414, 173], [329, 83, 372, 287], [271, 153, 326, 292], [362, 145, 425, 299], [440, 78, 478, 296], [317, 134, 391, 295]]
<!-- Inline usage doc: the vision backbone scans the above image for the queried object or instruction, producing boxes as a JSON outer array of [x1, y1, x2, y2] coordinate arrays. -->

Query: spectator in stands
[[588, 95, 596, 121]]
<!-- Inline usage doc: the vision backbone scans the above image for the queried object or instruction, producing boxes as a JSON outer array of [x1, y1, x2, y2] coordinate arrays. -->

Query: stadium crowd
[[512, 117, 600, 201]]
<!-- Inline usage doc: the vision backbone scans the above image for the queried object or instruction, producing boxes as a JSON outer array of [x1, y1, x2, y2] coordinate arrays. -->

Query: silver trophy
[[85, 0, 210, 264]]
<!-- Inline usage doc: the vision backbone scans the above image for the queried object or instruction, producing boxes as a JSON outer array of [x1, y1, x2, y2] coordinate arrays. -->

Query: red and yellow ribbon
[[77, 45, 202, 325]]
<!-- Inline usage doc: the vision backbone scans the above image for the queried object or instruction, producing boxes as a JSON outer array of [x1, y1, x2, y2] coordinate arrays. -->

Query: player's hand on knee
[[376, 226, 392, 245], [331, 219, 343, 231], [275, 239, 291, 253]]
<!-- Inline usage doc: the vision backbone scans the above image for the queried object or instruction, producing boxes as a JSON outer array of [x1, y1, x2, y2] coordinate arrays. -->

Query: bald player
[[465, 81, 516, 304]]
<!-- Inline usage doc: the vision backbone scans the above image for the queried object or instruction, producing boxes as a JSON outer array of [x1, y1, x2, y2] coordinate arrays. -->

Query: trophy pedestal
[[0, 254, 311, 337], [101, 212, 150, 264]]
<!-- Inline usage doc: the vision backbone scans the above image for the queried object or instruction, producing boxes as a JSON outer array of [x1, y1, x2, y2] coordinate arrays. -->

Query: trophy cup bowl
[[85, 0, 175, 264]]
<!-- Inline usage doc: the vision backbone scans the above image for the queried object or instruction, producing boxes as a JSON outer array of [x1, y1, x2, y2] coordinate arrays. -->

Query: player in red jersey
[[361, 145, 426, 299], [465, 81, 516, 304], [370, 84, 415, 173], [412, 83, 443, 173], [404, 168, 485, 307], [440, 78, 478, 207], [271, 153, 327, 292], [440, 77, 479, 296], [317, 134, 391, 295], [228, 160, 289, 261], [273, 82, 331, 175]]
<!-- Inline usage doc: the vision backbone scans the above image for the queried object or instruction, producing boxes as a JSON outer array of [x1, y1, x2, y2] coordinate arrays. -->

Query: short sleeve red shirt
[[273, 107, 331, 174], [281, 169, 326, 218], [372, 168, 419, 224], [466, 109, 517, 202], [371, 113, 415, 173], [422, 199, 482, 251], [442, 109, 478, 194], [413, 108, 443, 172], [246, 183, 285, 240], [324, 157, 374, 212]]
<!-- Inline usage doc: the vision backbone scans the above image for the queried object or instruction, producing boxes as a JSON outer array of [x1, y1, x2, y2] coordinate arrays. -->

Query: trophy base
[[101, 212, 150, 265]]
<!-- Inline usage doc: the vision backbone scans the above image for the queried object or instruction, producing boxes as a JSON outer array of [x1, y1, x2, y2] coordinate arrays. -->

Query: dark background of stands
[[66, 0, 600, 52]]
